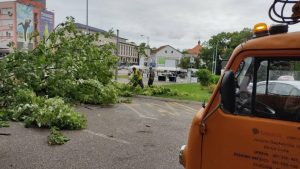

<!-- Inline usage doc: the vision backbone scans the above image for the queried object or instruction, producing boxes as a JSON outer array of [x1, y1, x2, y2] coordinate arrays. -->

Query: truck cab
[[180, 23, 300, 169]]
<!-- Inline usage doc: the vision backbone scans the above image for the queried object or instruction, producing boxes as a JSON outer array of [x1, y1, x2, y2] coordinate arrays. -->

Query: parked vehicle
[[248, 81, 300, 96], [179, 3, 300, 168], [0, 47, 9, 59]]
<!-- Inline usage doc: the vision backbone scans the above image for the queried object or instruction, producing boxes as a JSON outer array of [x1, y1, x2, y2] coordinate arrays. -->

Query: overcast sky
[[4, 0, 300, 50]]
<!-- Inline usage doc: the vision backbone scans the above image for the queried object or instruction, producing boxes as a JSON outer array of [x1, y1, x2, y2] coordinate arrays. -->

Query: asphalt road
[[0, 98, 201, 169]]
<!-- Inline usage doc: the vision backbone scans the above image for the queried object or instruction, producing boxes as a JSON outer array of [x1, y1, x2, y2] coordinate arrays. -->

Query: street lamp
[[86, 0, 89, 34], [115, 29, 120, 81], [140, 34, 150, 47]]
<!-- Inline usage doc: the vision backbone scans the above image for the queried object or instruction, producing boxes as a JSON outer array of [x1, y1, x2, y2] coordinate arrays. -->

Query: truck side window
[[235, 57, 300, 123]]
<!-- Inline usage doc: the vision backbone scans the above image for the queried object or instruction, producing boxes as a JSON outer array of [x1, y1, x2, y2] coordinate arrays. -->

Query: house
[[151, 45, 182, 68], [183, 41, 204, 67], [186, 41, 202, 58]]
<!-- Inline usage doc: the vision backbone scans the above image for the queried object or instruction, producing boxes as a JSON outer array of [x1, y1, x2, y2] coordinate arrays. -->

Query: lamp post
[[115, 29, 119, 81], [140, 34, 150, 47], [140, 35, 150, 67], [86, 0, 89, 34]]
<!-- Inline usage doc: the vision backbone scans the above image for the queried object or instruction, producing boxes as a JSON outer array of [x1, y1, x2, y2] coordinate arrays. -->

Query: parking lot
[[0, 98, 201, 169]]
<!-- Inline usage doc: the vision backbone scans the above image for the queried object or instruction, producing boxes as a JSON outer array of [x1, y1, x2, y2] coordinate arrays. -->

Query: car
[[251, 80, 300, 96]]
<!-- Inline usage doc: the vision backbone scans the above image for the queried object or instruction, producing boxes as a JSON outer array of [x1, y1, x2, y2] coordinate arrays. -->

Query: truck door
[[201, 56, 300, 169]]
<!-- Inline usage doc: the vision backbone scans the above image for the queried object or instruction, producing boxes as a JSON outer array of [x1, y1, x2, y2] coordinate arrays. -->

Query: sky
[[3, 0, 300, 50]]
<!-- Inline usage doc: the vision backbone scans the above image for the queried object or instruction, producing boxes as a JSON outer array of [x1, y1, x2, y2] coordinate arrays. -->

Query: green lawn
[[159, 83, 212, 102]]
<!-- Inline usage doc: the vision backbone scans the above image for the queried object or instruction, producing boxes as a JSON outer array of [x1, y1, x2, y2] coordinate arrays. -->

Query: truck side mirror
[[220, 70, 236, 113]]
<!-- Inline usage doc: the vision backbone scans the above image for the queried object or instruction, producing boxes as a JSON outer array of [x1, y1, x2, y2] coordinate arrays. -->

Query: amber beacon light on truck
[[253, 23, 289, 38]]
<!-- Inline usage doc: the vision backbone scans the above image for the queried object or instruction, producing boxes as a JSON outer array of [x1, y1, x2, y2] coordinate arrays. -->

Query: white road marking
[[84, 130, 130, 145], [170, 102, 198, 112], [148, 103, 178, 116], [164, 102, 179, 116], [123, 104, 157, 120]]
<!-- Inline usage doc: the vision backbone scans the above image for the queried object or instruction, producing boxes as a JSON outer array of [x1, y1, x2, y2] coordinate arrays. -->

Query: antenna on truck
[[269, 0, 300, 24]]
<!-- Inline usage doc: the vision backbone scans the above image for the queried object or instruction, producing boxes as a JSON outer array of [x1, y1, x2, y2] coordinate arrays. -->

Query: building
[[151, 45, 182, 68], [186, 41, 202, 58], [0, 0, 54, 51], [76, 23, 150, 65], [118, 41, 138, 65], [75, 22, 119, 46], [183, 41, 204, 67]]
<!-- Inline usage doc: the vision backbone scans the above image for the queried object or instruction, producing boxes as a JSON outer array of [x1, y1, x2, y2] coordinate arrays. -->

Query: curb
[[134, 95, 201, 105]]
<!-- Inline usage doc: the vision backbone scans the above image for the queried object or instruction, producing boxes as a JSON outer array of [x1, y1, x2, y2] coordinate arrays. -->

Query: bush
[[210, 75, 220, 84], [196, 69, 212, 86], [208, 84, 217, 93]]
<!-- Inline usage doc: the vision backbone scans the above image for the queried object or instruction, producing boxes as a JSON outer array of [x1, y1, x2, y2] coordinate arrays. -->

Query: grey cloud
[[44, 0, 300, 49]]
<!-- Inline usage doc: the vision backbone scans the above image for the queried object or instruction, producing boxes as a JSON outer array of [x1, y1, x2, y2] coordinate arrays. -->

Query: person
[[132, 67, 144, 88], [148, 67, 155, 87]]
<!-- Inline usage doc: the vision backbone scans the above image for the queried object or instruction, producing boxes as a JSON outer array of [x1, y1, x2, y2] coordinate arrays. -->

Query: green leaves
[[72, 79, 118, 105], [0, 121, 9, 128], [196, 69, 212, 86], [27, 97, 87, 130], [48, 127, 70, 145], [200, 28, 252, 70], [0, 17, 120, 144]]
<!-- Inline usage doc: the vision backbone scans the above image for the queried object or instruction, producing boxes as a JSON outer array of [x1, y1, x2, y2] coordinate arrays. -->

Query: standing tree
[[135, 42, 148, 66], [200, 28, 252, 72], [178, 57, 190, 69]]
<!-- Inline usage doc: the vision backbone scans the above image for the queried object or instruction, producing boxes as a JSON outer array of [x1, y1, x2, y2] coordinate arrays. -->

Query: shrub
[[196, 69, 212, 86], [210, 75, 220, 84], [208, 84, 217, 93]]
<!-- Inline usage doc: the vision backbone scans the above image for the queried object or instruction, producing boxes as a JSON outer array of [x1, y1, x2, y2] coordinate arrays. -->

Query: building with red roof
[[186, 41, 202, 57]]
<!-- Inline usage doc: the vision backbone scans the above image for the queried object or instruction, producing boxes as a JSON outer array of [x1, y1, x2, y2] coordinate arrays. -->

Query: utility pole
[[86, 0, 89, 34], [115, 29, 119, 81], [147, 36, 150, 47], [213, 42, 219, 74]]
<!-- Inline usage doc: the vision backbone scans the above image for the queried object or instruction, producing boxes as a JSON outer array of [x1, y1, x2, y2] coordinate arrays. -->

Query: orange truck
[[179, 3, 300, 168]]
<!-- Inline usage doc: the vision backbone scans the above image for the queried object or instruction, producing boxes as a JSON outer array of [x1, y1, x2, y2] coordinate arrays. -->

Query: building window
[[171, 51, 174, 54], [1, 8, 13, 16], [120, 45, 123, 55], [130, 47, 132, 56], [165, 50, 167, 54]]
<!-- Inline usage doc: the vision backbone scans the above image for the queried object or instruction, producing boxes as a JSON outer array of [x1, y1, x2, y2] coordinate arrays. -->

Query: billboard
[[16, 3, 34, 50], [17, 0, 45, 9], [40, 10, 54, 39], [0, 6, 14, 48]]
